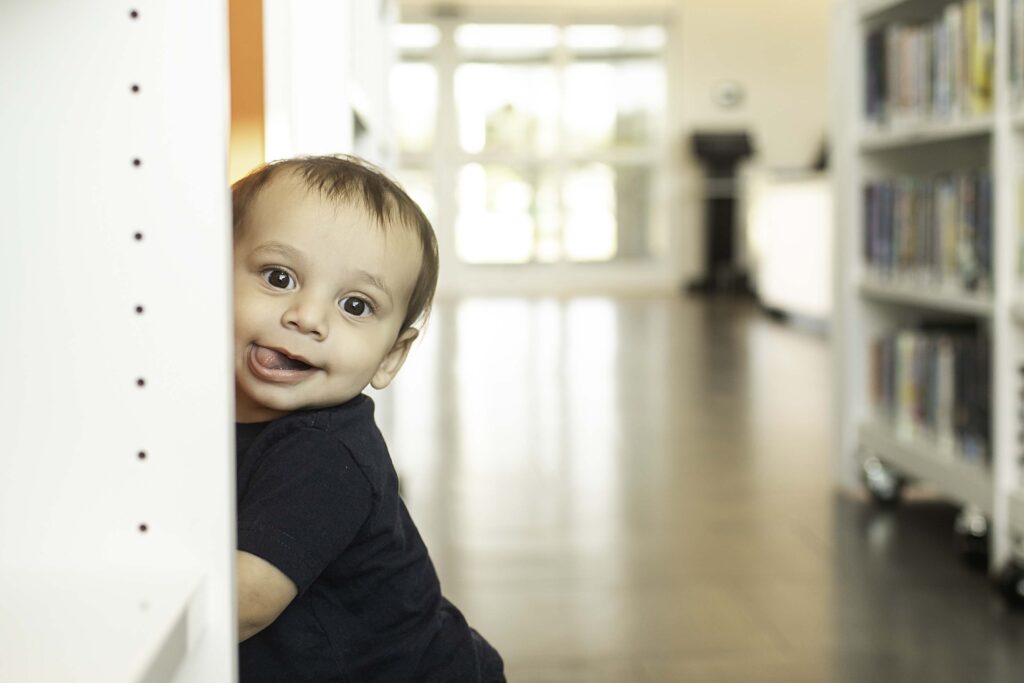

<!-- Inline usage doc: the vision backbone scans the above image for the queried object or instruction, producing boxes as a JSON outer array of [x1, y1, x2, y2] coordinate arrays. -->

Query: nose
[[281, 295, 329, 340]]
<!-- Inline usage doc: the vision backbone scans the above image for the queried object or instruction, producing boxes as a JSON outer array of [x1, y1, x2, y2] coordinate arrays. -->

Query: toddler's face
[[233, 173, 422, 423]]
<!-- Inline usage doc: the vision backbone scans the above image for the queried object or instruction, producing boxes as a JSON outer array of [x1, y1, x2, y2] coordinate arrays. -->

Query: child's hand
[[237, 550, 298, 641]]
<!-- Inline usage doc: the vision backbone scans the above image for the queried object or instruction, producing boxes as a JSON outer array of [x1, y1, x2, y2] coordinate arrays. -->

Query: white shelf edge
[[857, 0, 910, 20], [0, 569, 201, 683], [859, 117, 993, 151], [1010, 491, 1024, 539], [859, 278, 993, 316], [859, 422, 993, 514], [1012, 299, 1024, 324]]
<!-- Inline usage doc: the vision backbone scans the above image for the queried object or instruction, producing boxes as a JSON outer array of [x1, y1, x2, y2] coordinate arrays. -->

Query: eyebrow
[[355, 270, 392, 301], [252, 241, 306, 264]]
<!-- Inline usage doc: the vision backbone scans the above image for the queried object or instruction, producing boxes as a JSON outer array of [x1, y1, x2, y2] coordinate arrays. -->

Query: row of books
[[870, 327, 990, 465], [863, 171, 992, 291], [865, 0, 995, 126]]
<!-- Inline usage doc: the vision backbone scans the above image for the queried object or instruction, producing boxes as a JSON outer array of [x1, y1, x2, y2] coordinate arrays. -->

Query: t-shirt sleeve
[[237, 427, 374, 595]]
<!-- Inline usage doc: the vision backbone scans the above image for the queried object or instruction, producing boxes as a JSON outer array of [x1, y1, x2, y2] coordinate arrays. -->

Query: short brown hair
[[232, 155, 439, 331]]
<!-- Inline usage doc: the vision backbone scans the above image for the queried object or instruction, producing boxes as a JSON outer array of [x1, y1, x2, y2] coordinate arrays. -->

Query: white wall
[[400, 0, 831, 291], [668, 0, 831, 281]]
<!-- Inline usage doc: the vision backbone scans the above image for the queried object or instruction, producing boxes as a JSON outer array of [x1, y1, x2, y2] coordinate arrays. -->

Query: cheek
[[233, 290, 266, 340]]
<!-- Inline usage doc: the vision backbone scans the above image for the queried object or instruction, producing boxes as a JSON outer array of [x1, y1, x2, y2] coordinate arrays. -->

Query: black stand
[[686, 132, 754, 295]]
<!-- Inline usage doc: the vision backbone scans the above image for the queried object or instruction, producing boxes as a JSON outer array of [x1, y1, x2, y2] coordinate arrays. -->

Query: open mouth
[[248, 344, 318, 380]]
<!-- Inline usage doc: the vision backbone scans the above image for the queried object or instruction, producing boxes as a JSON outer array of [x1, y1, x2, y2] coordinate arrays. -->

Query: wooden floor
[[373, 295, 1024, 682]]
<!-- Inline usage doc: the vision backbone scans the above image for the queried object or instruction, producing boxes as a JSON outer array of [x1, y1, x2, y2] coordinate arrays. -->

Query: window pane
[[563, 164, 651, 262], [563, 60, 663, 150], [564, 25, 666, 53], [455, 24, 558, 56], [612, 165, 652, 259], [456, 164, 536, 264], [564, 164, 616, 262], [455, 63, 558, 154], [393, 167, 436, 226], [390, 62, 436, 154], [392, 24, 440, 51], [535, 172, 561, 263]]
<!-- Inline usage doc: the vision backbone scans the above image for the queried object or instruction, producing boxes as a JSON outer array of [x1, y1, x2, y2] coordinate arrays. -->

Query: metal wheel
[[862, 456, 904, 506], [953, 505, 989, 570], [997, 562, 1024, 608]]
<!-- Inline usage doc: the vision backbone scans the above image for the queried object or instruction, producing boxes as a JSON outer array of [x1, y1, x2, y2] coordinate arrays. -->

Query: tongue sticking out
[[255, 346, 312, 371]]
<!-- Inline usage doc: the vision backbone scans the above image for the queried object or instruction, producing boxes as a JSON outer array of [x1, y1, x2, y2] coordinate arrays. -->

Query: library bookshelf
[[833, 0, 1024, 588]]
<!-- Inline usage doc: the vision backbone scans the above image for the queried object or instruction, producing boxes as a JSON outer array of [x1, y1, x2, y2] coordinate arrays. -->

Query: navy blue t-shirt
[[236, 394, 504, 682]]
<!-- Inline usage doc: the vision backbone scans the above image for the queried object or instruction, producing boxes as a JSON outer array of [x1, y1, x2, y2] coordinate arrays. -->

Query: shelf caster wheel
[[953, 506, 989, 571], [997, 562, 1024, 608], [862, 456, 904, 506]]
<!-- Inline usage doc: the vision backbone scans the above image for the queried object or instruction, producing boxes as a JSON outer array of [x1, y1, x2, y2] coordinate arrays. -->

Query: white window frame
[[394, 12, 679, 295]]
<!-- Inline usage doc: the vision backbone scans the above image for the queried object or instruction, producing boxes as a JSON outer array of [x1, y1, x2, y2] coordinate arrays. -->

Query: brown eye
[[340, 297, 373, 318], [261, 269, 295, 290]]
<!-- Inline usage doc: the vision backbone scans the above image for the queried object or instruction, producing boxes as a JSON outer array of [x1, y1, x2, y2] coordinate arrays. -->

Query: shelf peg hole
[[131, 84, 140, 94], [136, 378, 146, 387], [133, 231, 143, 241], [132, 158, 142, 167], [135, 305, 144, 315], [129, 9, 139, 19], [138, 523, 148, 533]]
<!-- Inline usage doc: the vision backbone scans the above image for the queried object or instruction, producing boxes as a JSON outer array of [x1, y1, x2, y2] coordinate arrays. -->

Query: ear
[[370, 327, 419, 390]]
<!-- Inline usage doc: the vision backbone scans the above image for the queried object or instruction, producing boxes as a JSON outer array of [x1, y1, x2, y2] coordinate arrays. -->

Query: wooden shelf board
[[859, 117, 992, 151], [0, 569, 200, 683], [859, 278, 993, 316], [859, 422, 993, 514]]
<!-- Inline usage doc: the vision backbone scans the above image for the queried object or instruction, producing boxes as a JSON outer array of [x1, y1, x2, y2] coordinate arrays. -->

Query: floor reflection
[[371, 295, 1024, 682]]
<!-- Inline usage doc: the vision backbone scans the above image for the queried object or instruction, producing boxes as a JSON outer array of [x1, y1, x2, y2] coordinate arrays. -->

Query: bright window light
[[392, 24, 440, 50], [455, 24, 559, 52], [456, 164, 535, 264], [390, 62, 437, 154], [455, 63, 558, 154], [564, 25, 666, 52]]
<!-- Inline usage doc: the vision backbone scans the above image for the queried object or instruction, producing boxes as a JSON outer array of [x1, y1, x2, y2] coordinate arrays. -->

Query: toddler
[[232, 155, 504, 682]]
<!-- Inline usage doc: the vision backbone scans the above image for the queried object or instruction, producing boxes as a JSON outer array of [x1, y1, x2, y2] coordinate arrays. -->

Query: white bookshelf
[[0, 1, 235, 680], [834, 0, 1024, 578]]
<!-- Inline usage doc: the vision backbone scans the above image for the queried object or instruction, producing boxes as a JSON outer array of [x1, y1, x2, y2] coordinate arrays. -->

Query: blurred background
[[231, 0, 1024, 680]]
